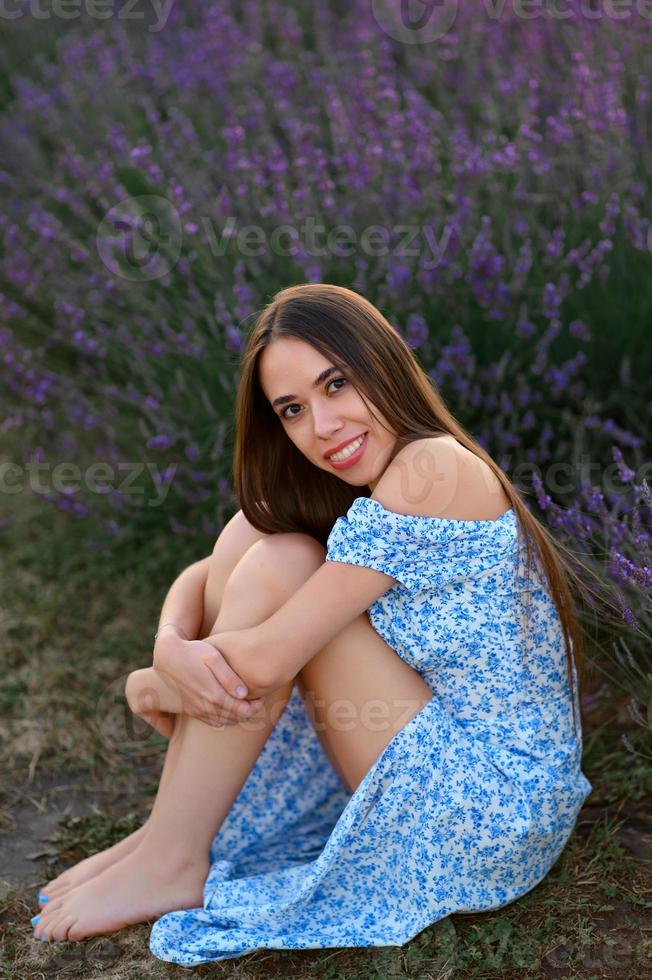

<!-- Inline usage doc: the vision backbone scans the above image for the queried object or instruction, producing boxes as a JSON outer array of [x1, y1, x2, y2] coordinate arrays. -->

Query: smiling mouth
[[327, 431, 367, 462]]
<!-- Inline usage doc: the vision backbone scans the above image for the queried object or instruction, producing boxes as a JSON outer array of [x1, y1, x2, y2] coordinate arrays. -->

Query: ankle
[[133, 838, 210, 876]]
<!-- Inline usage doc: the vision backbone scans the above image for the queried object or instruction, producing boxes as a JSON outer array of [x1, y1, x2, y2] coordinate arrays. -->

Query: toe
[[40, 888, 66, 906], [66, 919, 84, 941], [41, 910, 64, 942], [37, 899, 63, 923], [41, 879, 69, 898], [40, 874, 65, 892], [51, 915, 74, 942]]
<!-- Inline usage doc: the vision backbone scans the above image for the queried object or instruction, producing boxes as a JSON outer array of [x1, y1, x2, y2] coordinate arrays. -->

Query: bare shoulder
[[371, 435, 511, 521]]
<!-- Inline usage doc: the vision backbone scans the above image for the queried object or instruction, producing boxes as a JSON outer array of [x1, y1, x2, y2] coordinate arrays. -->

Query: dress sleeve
[[325, 497, 436, 591], [325, 496, 519, 593]]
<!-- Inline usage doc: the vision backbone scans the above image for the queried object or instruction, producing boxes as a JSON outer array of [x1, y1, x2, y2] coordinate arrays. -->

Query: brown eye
[[280, 377, 347, 419], [281, 403, 301, 420]]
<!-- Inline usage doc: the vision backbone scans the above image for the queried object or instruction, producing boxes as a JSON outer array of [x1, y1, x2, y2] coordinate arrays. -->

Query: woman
[[32, 283, 593, 963]]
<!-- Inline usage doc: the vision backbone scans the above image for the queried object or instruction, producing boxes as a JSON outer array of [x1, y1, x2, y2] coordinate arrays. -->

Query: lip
[[326, 431, 368, 469], [323, 432, 368, 460]]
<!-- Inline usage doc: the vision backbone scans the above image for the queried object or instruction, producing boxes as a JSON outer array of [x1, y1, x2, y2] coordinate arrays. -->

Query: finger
[[210, 701, 262, 727], [205, 688, 256, 716], [192, 703, 229, 726], [202, 649, 251, 700], [210, 705, 255, 726], [192, 711, 227, 729], [237, 699, 267, 723], [240, 699, 264, 718]]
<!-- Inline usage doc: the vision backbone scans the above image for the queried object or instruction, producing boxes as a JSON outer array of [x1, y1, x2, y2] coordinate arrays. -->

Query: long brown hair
[[232, 282, 600, 735]]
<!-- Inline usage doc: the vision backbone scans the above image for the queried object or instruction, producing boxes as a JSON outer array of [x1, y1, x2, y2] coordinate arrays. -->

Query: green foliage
[[49, 812, 143, 860]]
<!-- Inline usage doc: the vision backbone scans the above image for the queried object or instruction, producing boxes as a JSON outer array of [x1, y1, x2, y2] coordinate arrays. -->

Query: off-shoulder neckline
[[354, 495, 515, 527]]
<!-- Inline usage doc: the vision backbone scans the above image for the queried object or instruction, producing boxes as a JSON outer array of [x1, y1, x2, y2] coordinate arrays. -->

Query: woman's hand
[[151, 631, 265, 727]]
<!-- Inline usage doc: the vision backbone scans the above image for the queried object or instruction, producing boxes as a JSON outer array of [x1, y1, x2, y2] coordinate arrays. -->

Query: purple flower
[[611, 447, 636, 484], [147, 434, 173, 451], [405, 313, 428, 349]]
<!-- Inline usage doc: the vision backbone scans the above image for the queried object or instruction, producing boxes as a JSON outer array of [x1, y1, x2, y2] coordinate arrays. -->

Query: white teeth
[[329, 434, 365, 462]]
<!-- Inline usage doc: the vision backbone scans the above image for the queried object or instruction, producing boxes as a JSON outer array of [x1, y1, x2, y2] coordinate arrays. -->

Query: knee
[[251, 532, 326, 573], [239, 533, 326, 594]]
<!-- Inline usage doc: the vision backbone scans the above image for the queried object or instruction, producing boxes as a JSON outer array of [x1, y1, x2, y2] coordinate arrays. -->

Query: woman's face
[[259, 336, 398, 491]]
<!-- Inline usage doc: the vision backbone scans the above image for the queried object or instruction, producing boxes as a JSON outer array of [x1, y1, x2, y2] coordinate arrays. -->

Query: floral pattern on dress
[[149, 496, 592, 965]]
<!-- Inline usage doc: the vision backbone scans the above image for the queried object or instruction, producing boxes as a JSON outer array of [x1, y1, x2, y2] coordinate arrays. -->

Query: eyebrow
[[271, 366, 340, 410]]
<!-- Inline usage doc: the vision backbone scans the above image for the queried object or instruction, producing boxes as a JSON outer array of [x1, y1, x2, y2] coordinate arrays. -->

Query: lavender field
[[1, 2, 651, 976]]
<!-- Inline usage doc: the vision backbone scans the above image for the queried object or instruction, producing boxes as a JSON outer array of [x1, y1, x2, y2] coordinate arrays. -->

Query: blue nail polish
[[41, 934, 47, 942], [37, 892, 49, 902], [31, 915, 40, 925]]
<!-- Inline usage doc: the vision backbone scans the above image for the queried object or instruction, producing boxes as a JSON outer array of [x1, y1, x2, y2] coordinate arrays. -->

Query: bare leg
[[297, 612, 434, 795], [38, 516, 272, 905], [33, 533, 324, 942], [36, 722, 189, 903]]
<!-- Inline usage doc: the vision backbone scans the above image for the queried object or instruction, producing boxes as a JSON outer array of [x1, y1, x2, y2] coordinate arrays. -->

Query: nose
[[312, 402, 343, 440]]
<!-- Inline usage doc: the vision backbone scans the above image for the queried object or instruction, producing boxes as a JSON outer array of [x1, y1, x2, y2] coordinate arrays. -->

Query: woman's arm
[[203, 559, 397, 697], [202, 446, 450, 696], [152, 556, 211, 655], [145, 552, 264, 727]]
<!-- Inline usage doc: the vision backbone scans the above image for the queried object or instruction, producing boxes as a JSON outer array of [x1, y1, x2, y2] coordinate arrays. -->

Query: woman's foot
[[37, 821, 150, 905], [33, 840, 209, 942]]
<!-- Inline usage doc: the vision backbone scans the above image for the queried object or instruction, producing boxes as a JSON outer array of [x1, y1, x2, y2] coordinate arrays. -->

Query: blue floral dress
[[149, 496, 592, 965]]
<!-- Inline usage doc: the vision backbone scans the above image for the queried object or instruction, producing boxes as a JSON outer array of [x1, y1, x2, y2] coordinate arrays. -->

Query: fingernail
[[38, 892, 49, 902], [41, 934, 47, 942], [31, 915, 41, 924], [235, 685, 247, 698]]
